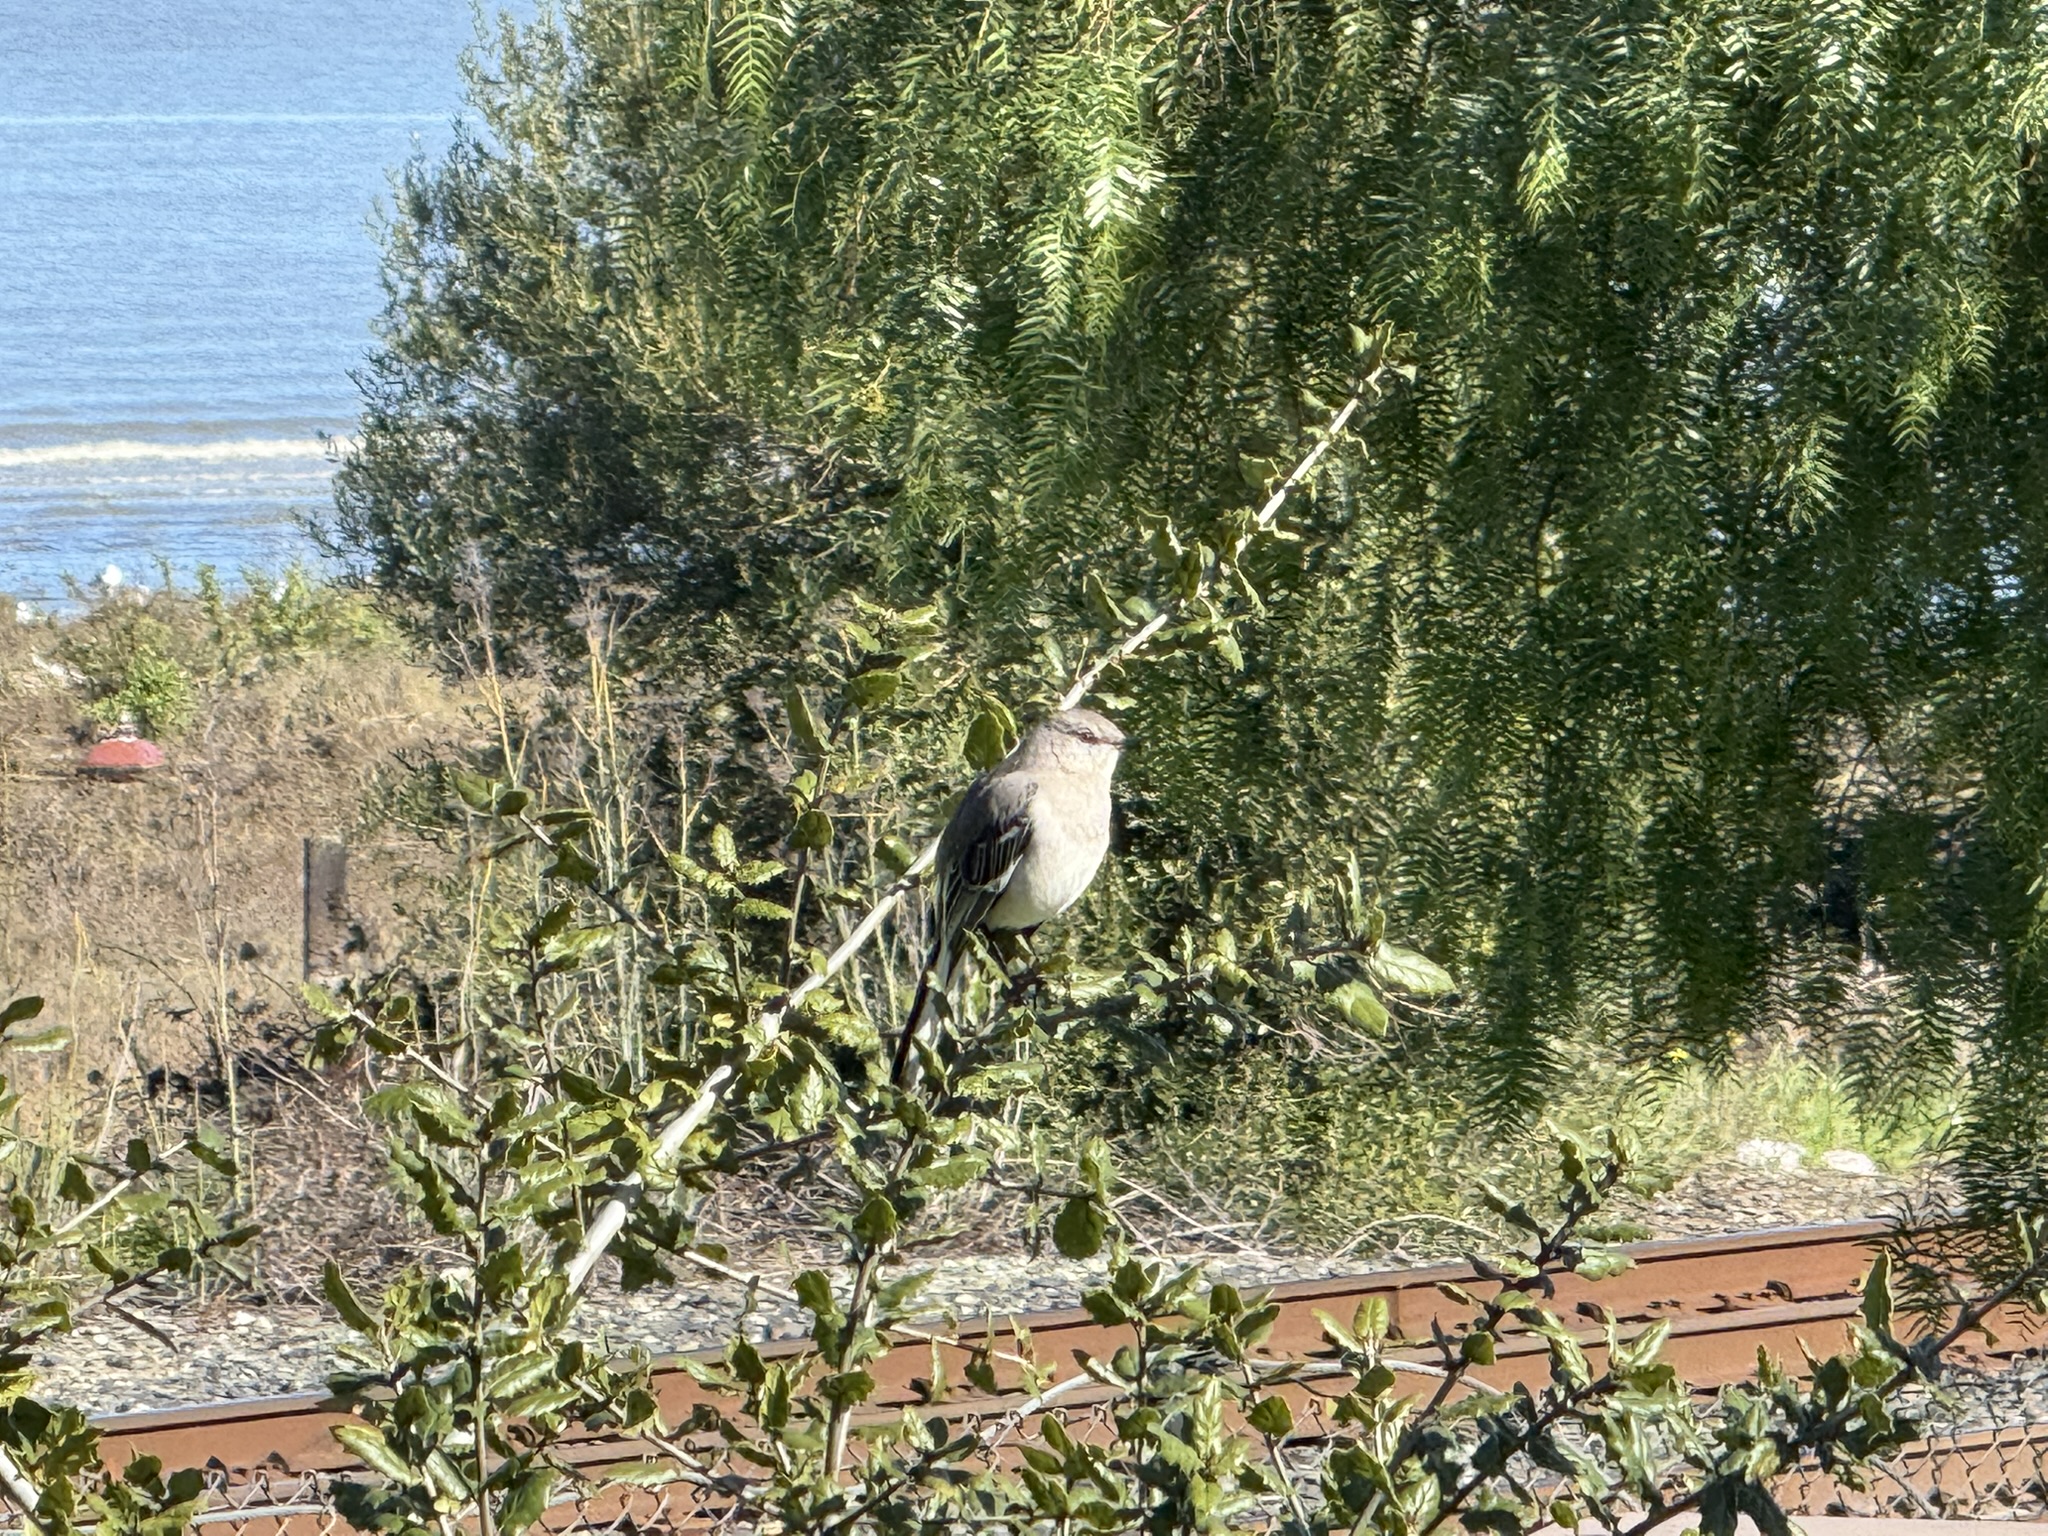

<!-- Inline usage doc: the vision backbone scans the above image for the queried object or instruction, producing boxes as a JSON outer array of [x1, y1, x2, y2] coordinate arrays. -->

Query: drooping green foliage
[[332, 0, 2048, 1185]]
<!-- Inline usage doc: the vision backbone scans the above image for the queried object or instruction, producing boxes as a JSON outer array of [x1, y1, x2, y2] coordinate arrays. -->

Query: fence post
[[302, 837, 350, 980]]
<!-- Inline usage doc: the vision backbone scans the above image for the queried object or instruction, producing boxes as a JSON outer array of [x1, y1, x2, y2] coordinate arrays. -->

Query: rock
[[1821, 1149, 1880, 1177], [1734, 1138, 1805, 1171]]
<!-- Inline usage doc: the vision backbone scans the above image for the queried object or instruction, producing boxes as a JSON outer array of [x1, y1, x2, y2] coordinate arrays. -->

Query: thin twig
[[562, 1066, 735, 1292], [0, 1446, 43, 1536], [1057, 384, 1372, 712]]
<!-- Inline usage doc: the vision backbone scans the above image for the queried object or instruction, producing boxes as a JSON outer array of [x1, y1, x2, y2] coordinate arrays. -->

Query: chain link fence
[[1777, 1424, 2048, 1520], [37, 1387, 2048, 1533], [91, 1420, 2048, 1533]]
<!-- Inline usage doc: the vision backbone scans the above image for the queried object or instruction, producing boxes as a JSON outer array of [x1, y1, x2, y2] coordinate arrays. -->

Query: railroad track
[[77, 1221, 2048, 1531]]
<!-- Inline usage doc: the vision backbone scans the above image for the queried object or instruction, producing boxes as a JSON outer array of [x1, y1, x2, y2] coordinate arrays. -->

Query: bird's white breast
[[986, 795, 1110, 931]]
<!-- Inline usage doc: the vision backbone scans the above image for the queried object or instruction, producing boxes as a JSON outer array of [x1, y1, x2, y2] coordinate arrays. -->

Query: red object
[[81, 732, 165, 779]]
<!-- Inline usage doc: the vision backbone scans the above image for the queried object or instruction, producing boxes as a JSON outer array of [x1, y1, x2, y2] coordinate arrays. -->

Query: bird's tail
[[889, 936, 955, 1088]]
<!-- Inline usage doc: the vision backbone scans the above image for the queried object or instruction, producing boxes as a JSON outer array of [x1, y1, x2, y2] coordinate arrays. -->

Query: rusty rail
[[73, 1220, 2048, 1528]]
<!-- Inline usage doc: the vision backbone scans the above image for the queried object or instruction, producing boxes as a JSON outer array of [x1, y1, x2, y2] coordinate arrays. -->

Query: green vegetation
[[0, 994, 257, 1536], [17, 0, 2048, 1528], [289, 678, 2037, 1536], [331, 0, 2047, 1199], [45, 564, 391, 741]]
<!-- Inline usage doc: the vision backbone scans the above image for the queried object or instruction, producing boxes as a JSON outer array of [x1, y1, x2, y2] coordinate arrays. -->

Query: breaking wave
[[0, 436, 343, 469]]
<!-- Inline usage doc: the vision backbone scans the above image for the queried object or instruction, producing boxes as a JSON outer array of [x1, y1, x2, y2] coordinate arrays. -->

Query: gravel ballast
[[41, 1152, 1931, 1419]]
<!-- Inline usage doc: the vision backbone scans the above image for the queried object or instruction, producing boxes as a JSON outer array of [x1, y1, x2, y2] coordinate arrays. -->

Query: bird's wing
[[930, 774, 1036, 983]]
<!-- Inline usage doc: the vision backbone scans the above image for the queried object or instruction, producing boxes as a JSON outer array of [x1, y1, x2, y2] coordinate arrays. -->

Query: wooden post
[[303, 837, 349, 980]]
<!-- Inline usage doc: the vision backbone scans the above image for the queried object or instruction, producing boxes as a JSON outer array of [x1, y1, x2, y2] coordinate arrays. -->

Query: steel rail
[[52, 1219, 2048, 1531], [94, 1221, 1920, 1478]]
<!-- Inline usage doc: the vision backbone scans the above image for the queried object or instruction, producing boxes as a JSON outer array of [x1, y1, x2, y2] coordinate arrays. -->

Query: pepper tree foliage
[[332, 0, 2048, 1188]]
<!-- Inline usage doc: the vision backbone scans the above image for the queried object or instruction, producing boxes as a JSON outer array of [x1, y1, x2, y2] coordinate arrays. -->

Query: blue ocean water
[[0, 0, 488, 600]]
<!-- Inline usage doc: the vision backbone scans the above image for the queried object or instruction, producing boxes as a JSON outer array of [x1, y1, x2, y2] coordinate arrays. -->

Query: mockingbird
[[890, 707, 1126, 1085]]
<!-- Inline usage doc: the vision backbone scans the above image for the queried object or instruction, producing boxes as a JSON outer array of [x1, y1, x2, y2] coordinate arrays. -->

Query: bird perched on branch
[[890, 707, 1126, 1085]]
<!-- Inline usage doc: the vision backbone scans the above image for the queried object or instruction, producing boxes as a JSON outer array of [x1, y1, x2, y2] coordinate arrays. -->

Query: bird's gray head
[[1040, 708, 1126, 752]]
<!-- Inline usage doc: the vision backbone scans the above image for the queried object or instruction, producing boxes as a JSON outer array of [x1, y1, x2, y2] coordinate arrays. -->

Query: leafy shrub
[[196, 564, 389, 677], [83, 644, 194, 740], [51, 565, 393, 741], [0, 994, 255, 1533]]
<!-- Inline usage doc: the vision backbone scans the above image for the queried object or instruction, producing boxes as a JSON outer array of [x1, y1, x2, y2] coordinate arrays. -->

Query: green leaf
[[543, 925, 613, 970], [543, 841, 601, 886], [479, 1244, 526, 1304], [1326, 981, 1389, 1036], [1368, 943, 1456, 997], [301, 982, 348, 1022], [1461, 1330, 1496, 1365], [1053, 1196, 1107, 1259], [709, 824, 738, 871], [528, 901, 577, 950], [964, 711, 1012, 770], [729, 1339, 767, 1385], [5, 1022, 71, 1053], [733, 898, 795, 922], [1573, 1245, 1634, 1281], [58, 1162, 93, 1205], [494, 788, 531, 817], [878, 836, 918, 875], [1246, 1395, 1294, 1437], [0, 996, 44, 1029], [1078, 1137, 1111, 1193], [1861, 1251, 1893, 1334], [1084, 571, 1129, 630], [845, 669, 902, 711], [603, 1462, 688, 1490], [187, 1135, 238, 1177], [450, 770, 495, 812], [497, 1467, 553, 1536], [126, 1137, 154, 1174], [322, 1259, 381, 1334], [792, 809, 833, 850], [820, 1368, 876, 1407], [853, 1194, 898, 1246], [1315, 1308, 1359, 1352], [785, 686, 830, 754], [788, 1067, 834, 1131], [794, 1269, 838, 1320], [911, 1152, 988, 1191], [331, 1423, 416, 1483], [668, 854, 737, 895], [1152, 1429, 1201, 1474]]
